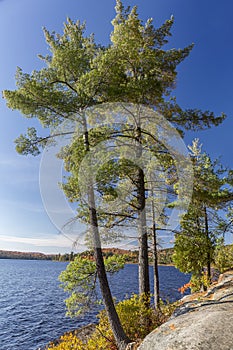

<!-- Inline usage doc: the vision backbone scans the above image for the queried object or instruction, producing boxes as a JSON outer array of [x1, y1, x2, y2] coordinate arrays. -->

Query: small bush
[[47, 333, 84, 349], [47, 294, 176, 350]]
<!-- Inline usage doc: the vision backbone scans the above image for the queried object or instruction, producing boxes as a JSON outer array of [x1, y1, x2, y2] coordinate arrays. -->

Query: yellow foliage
[[47, 332, 85, 349], [47, 294, 176, 350]]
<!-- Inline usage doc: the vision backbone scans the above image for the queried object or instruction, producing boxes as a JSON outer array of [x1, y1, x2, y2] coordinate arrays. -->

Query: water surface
[[0, 259, 190, 350]]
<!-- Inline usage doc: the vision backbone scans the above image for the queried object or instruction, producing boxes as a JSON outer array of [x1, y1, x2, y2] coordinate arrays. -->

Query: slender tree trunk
[[151, 199, 160, 310], [137, 168, 150, 296], [152, 222, 160, 309], [83, 125, 130, 349], [204, 206, 211, 283], [135, 127, 150, 297], [195, 213, 207, 291]]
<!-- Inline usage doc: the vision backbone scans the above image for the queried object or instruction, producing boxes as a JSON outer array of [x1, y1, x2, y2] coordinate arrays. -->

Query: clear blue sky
[[0, 0, 233, 253]]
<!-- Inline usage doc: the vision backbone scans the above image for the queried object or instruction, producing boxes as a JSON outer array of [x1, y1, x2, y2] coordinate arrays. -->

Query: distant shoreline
[[0, 247, 174, 265], [0, 248, 174, 266], [0, 250, 55, 261]]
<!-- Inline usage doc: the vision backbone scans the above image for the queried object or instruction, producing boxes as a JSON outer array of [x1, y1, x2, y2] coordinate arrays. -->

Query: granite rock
[[138, 271, 233, 350]]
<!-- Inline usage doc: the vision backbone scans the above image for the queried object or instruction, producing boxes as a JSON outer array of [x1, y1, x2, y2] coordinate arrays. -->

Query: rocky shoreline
[[41, 270, 233, 349], [138, 270, 233, 350]]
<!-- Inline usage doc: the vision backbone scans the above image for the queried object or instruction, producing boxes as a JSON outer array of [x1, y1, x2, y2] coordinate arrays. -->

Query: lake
[[0, 259, 191, 350]]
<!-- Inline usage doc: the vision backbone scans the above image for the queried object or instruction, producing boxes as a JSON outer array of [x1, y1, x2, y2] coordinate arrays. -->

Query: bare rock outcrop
[[138, 271, 233, 350]]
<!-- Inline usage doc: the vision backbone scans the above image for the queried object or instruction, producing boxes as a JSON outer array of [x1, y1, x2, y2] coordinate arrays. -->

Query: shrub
[[47, 333, 85, 349], [47, 294, 176, 350]]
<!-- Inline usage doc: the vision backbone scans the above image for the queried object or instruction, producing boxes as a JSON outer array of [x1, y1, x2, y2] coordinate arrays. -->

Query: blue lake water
[[0, 259, 191, 350]]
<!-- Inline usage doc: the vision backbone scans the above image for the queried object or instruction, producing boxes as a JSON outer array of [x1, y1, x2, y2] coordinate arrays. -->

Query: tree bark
[[204, 206, 211, 282], [152, 217, 160, 310], [137, 173, 150, 296], [135, 127, 150, 297], [151, 198, 160, 310], [83, 123, 130, 349], [152, 222, 160, 309]]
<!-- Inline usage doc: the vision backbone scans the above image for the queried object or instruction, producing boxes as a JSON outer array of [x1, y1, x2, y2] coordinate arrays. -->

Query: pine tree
[[86, 1, 225, 296], [3, 18, 131, 349], [173, 139, 233, 289], [3, 0, 227, 334]]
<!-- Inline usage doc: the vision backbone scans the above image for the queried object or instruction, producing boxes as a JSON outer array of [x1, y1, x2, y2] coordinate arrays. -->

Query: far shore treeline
[[0, 248, 174, 264], [0, 250, 55, 260]]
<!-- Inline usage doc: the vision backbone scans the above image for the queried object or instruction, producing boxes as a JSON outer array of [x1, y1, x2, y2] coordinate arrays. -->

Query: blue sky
[[0, 0, 233, 253]]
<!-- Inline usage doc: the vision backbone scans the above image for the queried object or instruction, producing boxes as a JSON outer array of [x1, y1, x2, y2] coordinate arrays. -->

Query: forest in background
[[0, 247, 174, 264]]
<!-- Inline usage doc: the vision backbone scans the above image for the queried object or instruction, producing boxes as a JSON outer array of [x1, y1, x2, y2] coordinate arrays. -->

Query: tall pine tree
[[173, 139, 233, 289]]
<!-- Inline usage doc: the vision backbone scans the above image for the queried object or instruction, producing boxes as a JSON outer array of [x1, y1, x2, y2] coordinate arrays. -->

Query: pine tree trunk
[[152, 218, 160, 309], [150, 188, 160, 310], [204, 206, 211, 282], [138, 177, 150, 296], [135, 127, 150, 297], [83, 125, 131, 349]]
